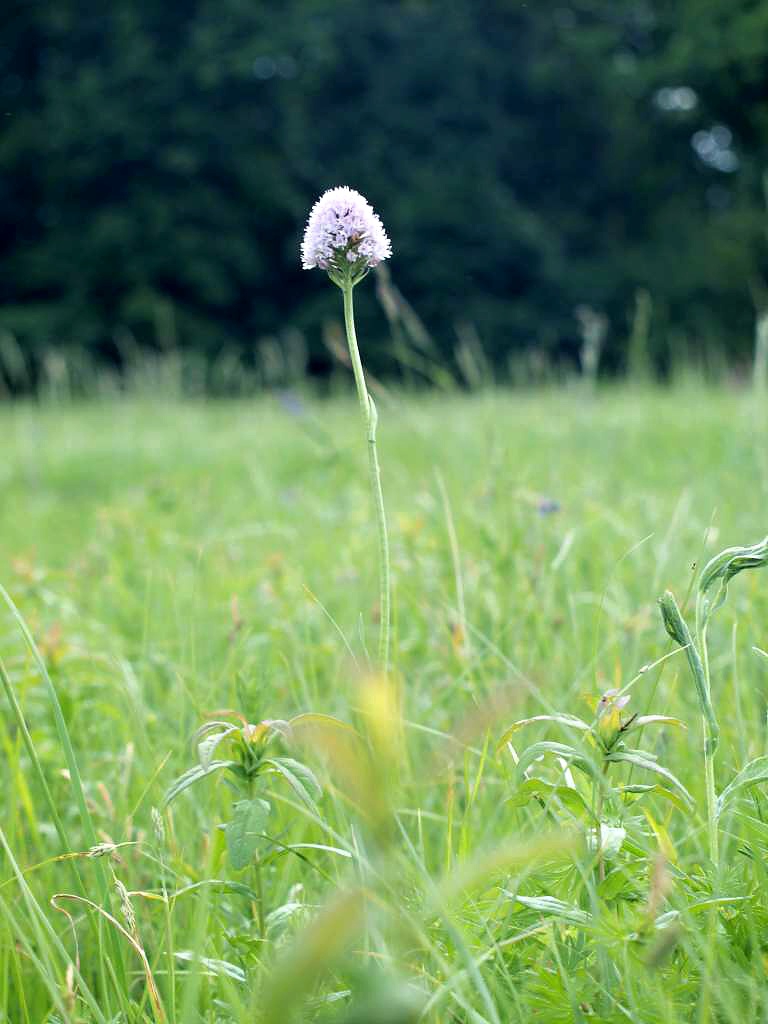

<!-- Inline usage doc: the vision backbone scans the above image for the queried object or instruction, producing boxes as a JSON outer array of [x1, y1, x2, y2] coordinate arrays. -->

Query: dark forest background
[[2, 0, 768, 387]]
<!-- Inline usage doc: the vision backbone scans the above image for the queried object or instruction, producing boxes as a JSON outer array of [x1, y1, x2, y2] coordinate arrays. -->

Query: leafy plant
[[164, 712, 324, 874]]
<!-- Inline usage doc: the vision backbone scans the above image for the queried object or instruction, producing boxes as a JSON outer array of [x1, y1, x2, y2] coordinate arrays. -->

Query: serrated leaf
[[497, 714, 590, 750], [263, 756, 322, 812], [226, 798, 270, 870], [163, 760, 236, 807], [716, 755, 768, 819], [606, 751, 693, 806]]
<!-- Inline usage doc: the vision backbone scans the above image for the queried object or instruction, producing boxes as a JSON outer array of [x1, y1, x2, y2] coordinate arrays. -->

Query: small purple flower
[[598, 688, 631, 713], [537, 497, 561, 517], [301, 186, 392, 280]]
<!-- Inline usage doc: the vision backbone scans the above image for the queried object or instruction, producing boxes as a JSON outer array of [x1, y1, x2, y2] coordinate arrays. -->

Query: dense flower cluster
[[301, 186, 392, 276]]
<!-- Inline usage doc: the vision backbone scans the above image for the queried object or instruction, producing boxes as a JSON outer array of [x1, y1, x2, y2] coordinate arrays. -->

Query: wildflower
[[596, 688, 632, 748], [301, 186, 392, 285], [299, 187, 393, 670]]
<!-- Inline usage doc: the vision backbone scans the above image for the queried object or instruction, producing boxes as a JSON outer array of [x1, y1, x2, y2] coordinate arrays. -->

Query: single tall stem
[[342, 282, 391, 672], [754, 309, 768, 394], [699, 623, 718, 869], [699, 621, 717, 1024]]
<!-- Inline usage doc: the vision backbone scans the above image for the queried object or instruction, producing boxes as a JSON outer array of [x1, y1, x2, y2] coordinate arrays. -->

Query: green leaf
[[174, 951, 246, 983], [226, 798, 270, 870], [497, 714, 590, 750], [598, 866, 637, 901], [624, 715, 687, 733], [698, 535, 768, 624], [196, 725, 238, 769], [507, 894, 593, 926], [507, 778, 592, 819], [514, 741, 598, 782], [658, 590, 719, 749], [618, 783, 690, 814], [605, 751, 693, 806], [163, 760, 236, 807], [263, 757, 322, 812], [289, 712, 359, 736], [716, 756, 768, 819]]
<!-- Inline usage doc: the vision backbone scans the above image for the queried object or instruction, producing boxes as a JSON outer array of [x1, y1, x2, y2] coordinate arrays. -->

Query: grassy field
[[1, 385, 768, 1023]]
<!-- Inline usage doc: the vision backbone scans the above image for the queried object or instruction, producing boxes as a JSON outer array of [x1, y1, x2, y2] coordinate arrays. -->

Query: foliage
[[1, 1, 767, 384], [1, 386, 768, 1020]]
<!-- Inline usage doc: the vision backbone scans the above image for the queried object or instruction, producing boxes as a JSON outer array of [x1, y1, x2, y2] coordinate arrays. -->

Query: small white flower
[[301, 186, 392, 278]]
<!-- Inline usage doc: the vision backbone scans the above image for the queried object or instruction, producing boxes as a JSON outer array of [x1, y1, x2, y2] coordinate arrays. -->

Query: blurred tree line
[[1, 0, 767, 387]]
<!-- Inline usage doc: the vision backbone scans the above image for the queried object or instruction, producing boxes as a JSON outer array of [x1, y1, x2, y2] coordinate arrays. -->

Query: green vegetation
[[3, 1, 768, 379], [2, 384, 768, 1022]]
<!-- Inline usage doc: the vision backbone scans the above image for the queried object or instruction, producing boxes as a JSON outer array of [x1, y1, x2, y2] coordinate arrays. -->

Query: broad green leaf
[[598, 866, 637, 901], [514, 741, 598, 782], [716, 755, 768, 819], [226, 798, 270, 870], [263, 756, 322, 812], [623, 715, 687, 733], [163, 760, 236, 807], [618, 783, 690, 814], [192, 720, 237, 744], [197, 725, 238, 769], [622, 746, 659, 761], [605, 751, 693, 806], [497, 714, 590, 750], [507, 778, 592, 819]]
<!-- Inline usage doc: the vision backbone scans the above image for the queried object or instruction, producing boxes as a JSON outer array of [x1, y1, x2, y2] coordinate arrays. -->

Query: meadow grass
[[1, 383, 767, 1023]]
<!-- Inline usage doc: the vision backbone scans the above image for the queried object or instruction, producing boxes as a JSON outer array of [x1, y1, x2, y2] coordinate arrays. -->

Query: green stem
[[595, 766, 607, 884], [661, 591, 719, 869], [342, 281, 391, 673], [703, 729, 717, 866], [754, 310, 768, 393], [699, 623, 719, 870]]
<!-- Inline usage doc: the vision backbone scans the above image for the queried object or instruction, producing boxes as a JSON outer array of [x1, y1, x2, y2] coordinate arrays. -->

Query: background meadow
[[1, 384, 767, 1021], [4, 0, 768, 1020]]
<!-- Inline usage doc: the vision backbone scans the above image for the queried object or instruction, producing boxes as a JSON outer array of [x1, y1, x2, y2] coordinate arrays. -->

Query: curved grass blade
[[716, 755, 768, 819], [0, 583, 127, 990], [698, 535, 768, 624]]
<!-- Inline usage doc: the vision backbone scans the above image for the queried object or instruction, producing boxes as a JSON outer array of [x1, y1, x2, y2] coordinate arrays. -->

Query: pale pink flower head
[[301, 186, 392, 283]]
